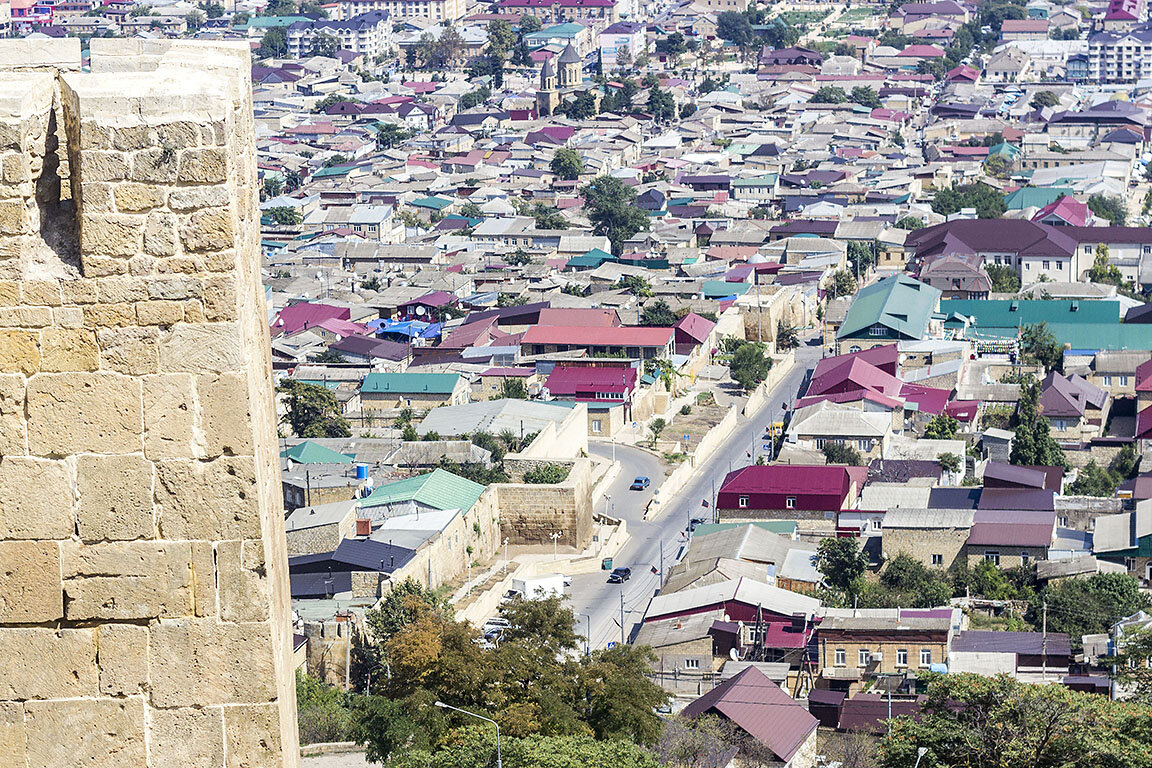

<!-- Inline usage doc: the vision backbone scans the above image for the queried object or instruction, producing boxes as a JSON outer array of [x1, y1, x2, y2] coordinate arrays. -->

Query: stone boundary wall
[[0, 40, 299, 767]]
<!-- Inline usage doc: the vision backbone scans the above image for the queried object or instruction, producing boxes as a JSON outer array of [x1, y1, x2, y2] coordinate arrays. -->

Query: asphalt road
[[567, 342, 822, 652]]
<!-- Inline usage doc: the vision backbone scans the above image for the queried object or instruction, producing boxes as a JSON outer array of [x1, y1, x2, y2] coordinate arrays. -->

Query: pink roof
[[1137, 358, 1152, 392], [897, 44, 945, 58], [1107, 0, 1141, 19], [1032, 195, 1088, 228], [945, 400, 980, 422], [481, 367, 534, 377], [1002, 19, 1048, 31], [537, 307, 621, 327], [272, 302, 350, 336], [522, 325, 673, 347], [313, 318, 370, 339], [545, 365, 637, 397], [899, 382, 950, 414], [674, 313, 717, 343], [1138, 406, 1152, 439], [808, 357, 902, 399], [945, 64, 980, 82]]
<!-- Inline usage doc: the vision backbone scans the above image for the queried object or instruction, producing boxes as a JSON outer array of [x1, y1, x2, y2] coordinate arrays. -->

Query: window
[[920, 648, 932, 667], [1021, 551, 1031, 566], [931, 553, 943, 566], [1085, 245, 1092, 254], [1121, 376, 1130, 386], [857, 439, 871, 451], [591, 419, 602, 434], [869, 324, 888, 336], [1057, 260, 1064, 270], [834, 648, 846, 666], [984, 551, 1000, 566], [1058, 516, 1068, 527], [739, 495, 749, 508], [684, 658, 700, 670], [786, 497, 796, 509], [858, 649, 870, 667], [1104, 376, 1113, 387], [1043, 260, 1050, 270], [897, 648, 908, 667]]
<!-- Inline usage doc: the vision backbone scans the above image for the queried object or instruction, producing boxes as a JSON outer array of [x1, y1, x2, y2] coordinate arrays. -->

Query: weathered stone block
[[83, 301, 135, 327], [224, 703, 283, 768], [149, 619, 276, 707], [0, 373, 25, 455], [191, 540, 217, 617], [201, 275, 237, 321], [20, 280, 60, 306], [180, 208, 234, 253], [76, 454, 154, 540], [96, 623, 148, 696], [149, 707, 225, 768], [178, 148, 227, 184], [82, 255, 130, 277], [130, 147, 178, 183], [97, 275, 149, 303], [0, 329, 38, 374], [53, 305, 84, 328], [143, 211, 178, 257], [217, 539, 269, 622], [142, 373, 194, 458], [61, 277, 99, 304], [0, 279, 19, 305], [0, 457, 72, 538], [168, 185, 229, 211], [136, 298, 184, 325], [147, 275, 200, 300], [158, 322, 242, 373], [80, 150, 128, 182], [24, 698, 146, 768], [0, 199, 29, 235], [0, 703, 24, 765], [0, 628, 97, 700], [80, 213, 141, 258], [97, 326, 159, 375], [61, 540, 192, 620], [115, 182, 165, 212], [198, 372, 253, 456], [0, 306, 52, 327], [40, 327, 99, 372], [0, 541, 62, 622], [26, 372, 142, 455], [154, 457, 260, 539]]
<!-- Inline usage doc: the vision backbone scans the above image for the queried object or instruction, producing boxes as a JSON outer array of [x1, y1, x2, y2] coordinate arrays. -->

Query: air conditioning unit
[[871, 652, 883, 662]]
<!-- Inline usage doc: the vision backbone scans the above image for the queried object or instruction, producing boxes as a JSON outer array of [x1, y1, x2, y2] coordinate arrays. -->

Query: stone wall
[[495, 458, 594, 549], [0, 40, 299, 767]]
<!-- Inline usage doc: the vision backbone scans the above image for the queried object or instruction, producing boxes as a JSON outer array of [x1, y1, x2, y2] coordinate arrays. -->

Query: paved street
[[567, 342, 822, 652]]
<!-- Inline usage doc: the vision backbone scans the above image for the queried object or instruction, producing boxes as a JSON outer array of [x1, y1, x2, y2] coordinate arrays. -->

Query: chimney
[[356, 518, 371, 536]]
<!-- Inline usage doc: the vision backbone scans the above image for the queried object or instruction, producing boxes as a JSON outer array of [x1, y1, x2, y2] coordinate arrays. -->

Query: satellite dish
[[729, 648, 739, 661], [415, 305, 426, 316]]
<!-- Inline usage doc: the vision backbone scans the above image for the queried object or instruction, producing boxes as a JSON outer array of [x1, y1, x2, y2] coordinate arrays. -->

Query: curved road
[[568, 342, 822, 652]]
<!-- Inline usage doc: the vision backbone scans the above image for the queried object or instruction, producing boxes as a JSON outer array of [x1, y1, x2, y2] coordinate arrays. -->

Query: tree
[[617, 275, 652, 297], [1009, 376, 1066, 468], [313, 93, 353, 113], [817, 537, 868, 596], [311, 31, 341, 57], [267, 206, 302, 225], [615, 45, 633, 72], [486, 19, 514, 58], [811, 85, 847, 103], [877, 553, 954, 607], [263, 0, 295, 15], [775, 321, 799, 350], [519, 14, 542, 33], [657, 715, 739, 768], [730, 341, 770, 390], [1067, 460, 1117, 497], [199, 0, 224, 16], [530, 203, 566, 230], [1020, 321, 1062, 372], [262, 176, 284, 200], [580, 176, 649, 254], [895, 215, 924, 230], [918, 57, 946, 80], [1114, 627, 1152, 704], [1089, 243, 1124, 285], [309, 348, 347, 364], [937, 452, 962, 474], [986, 262, 1021, 292], [297, 673, 355, 745], [186, 9, 206, 30], [849, 86, 880, 108], [1029, 89, 1059, 108], [879, 673, 1152, 768], [983, 154, 1011, 179], [279, 380, 351, 438], [432, 23, 464, 68], [647, 85, 676, 124], [550, 148, 584, 180], [648, 417, 666, 447], [655, 31, 687, 60], [847, 240, 875, 274], [562, 90, 598, 120], [924, 414, 959, 440], [829, 269, 857, 299], [459, 85, 491, 110], [375, 123, 413, 149], [258, 27, 289, 58], [931, 182, 1006, 219], [1089, 193, 1127, 226], [1040, 573, 1150, 648], [716, 10, 754, 47], [393, 729, 661, 768], [523, 463, 571, 484], [822, 442, 863, 466], [640, 299, 677, 327]]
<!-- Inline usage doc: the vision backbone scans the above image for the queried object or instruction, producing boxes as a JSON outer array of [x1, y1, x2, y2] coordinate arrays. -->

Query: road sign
[[607, 641, 617, 649], [682, 433, 690, 442], [631, 421, 638, 429], [763, 444, 772, 452]]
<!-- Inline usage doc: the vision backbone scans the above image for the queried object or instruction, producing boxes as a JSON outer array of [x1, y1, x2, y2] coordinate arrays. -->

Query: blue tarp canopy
[[368, 318, 442, 339]]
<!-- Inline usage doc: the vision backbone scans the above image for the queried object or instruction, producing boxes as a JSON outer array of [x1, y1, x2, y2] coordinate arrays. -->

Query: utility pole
[[659, 539, 664, 586], [620, 592, 626, 645], [1042, 601, 1048, 681]]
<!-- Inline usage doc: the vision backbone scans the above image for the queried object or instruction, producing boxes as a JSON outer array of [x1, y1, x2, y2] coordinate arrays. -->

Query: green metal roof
[[838, 274, 941, 340], [281, 441, 354, 464], [732, 174, 778, 186], [311, 165, 354, 179], [1003, 186, 1073, 210], [965, 322, 1152, 351], [702, 280, 750, 299], [411, 196, 454, 211], [359, 468, 486, 511], [239, 14, 310, 28], [693, 521, 798, 536], [361, 372, 461, 395], [939, 299, 1120, 329]]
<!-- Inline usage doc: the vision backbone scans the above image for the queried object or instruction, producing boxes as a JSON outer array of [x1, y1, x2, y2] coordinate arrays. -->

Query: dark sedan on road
[[630, 476, 650, 490], [607, 567, 632, 584]]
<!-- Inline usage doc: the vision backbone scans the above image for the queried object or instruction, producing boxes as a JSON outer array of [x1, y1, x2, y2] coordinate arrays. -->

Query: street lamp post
[[502, 537, 509, 577], [576, 612, 591, 656], [434, 701, 502, 768], [550, 531, 562, 560], [913, 747, 929, 768]]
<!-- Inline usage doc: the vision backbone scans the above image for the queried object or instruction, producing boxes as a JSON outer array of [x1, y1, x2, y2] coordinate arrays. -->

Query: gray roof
[[1093, 505, 1152, 554], [416, 398, 574, 436], [558, 42, 581, 64], [882, 507, 975, 529], [634, 610, 720, 648], [286, 500, 357, 531], [720, 660, 790, 682], [663, 525, 817, 594], [384, 440, 492, 467]]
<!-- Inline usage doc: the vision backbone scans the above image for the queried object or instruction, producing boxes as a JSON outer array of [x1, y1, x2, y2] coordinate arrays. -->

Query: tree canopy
[[931, 182, 1007, 219], [640, 299, 677, 327], [1009, 376, 1065, 468], [580, 176, 650, 254], [729, 340, 770, 390], [550, 148, 584, 180], [279, 379, 351, 438]]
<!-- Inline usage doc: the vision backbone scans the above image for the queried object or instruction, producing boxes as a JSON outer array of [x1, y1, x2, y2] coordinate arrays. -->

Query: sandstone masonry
[[0, 39, 300, 767]]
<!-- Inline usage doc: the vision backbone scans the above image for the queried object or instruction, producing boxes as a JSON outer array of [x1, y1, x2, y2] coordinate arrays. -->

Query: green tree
[[640, 299, 677, 327], [311, 31, 341, 57], [562, 90, 598, 119], [817, 537, 868, 596], [1067, 460, 1117, 497], [279, 379, 351, 437], [716, 10, 754, 47], [775, 320, 799, 350], [1089, 243, 1124, 285], [878, 553, 954, 607], [297, 672, 356, 745], [931, 182, 1007, 219], [262, 176, 284, 200], [376, 122, 414, 148], [519, 15, 542, 33], [394, 729, 661, 768], [811, 85, 847, 103], [258, 26, 289, 58], [199, 0, 223, 16], [530, 203, 567, 230], [314, 93, 353, 113], [523, 463, 571, 484], [486, 19, 514, 58], [648, 417, 666, 447], [847, 240, 875, 274], [459, 85, 491, 110], [1040, 573, 1150, 650], [895, 215, 924, 230], [985, 262, 1020, 292], [1088, 194, 1127, 226], [617, 275, 652, 297], [309, 348, 347, 363], [730, 341, 770, 390], [263, 0, 295, 15], [1009, 376, 1065, 468], [822, 442, 863, 466], [1114, 627, 1152, 704], [647, 85, 676, 123], [550, 148, 584, 180], [1020, 321, 1062, 372], [829, 269, 857, 298], [1029, 89, 1059, 108], [938, 452, 962, 473], [984, 154, 1012, 179], [849, 86, 880, 108], [923, 414, 959, 440], [581, 176, 649, 254]]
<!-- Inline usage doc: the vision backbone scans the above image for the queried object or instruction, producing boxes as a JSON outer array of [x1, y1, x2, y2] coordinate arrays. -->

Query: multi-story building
[[494, 0, 618, 25], [336, 0, 463, 23], [1089, 23, 1152, 83], [286, 10, 394, 59], [598, 20, 644, 69]]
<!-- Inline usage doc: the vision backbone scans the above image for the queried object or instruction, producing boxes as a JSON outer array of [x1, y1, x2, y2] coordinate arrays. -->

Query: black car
[[607, 567, 632, 584], [688, 516, 707, 532]]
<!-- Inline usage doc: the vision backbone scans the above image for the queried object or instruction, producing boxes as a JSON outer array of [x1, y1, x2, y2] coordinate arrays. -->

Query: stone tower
[[0, 38, 300, 767], [536, 55, 559, 117], [558, 42, 582, 88]]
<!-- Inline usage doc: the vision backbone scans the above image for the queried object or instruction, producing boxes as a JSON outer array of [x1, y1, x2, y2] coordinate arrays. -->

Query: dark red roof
[[967, 509, 1055, 547], [681, 667, 817, 762], [545, 365, 637, 398], [838, 694, 924, 733]]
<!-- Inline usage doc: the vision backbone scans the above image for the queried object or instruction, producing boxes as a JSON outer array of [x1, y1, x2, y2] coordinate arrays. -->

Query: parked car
[[688, 516, 707, 532], [630, 476, 651, 490], [608, 567, 632, 584]]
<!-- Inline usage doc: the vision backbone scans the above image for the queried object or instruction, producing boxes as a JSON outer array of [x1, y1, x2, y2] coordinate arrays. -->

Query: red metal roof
[[522, 325, 673, 347], [537, 307, 621, 327], [681, 667, 818, 762], [967, 509, 1055, 547], [720, 465, 852, 496], [545, 365, 637, 397]]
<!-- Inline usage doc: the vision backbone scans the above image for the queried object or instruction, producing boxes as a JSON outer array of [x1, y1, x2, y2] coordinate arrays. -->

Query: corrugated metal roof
[[361, 372, 461, 395], [359, 468, 485, 512]]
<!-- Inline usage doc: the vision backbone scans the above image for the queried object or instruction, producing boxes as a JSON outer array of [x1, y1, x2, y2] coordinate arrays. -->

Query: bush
[[822, 442, 863, 466], [680, 404, 692, 416], [296, 672, 355, 745], [523, 463, 571, 484]]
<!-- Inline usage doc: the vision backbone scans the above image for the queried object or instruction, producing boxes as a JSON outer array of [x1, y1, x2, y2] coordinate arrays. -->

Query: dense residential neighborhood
[[14, 0, 1152, 763]]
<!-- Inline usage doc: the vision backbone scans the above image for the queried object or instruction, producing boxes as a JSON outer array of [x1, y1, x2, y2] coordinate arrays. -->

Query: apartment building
[[335, 0, 463, 22], [1089, 24, 1152, 83], [286, 10, 394, 58]]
